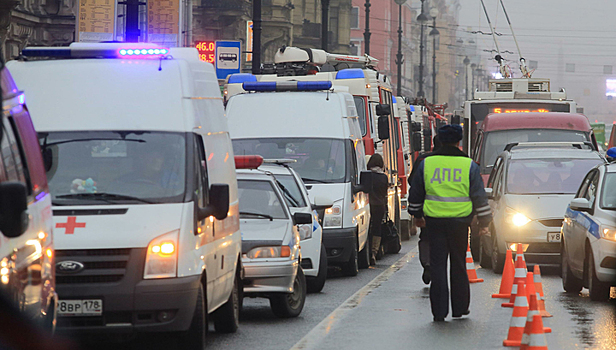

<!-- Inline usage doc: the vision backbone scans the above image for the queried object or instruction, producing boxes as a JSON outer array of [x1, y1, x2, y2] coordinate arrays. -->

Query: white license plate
[[58, 299, 103, 316], [547, 232, 562, 242]]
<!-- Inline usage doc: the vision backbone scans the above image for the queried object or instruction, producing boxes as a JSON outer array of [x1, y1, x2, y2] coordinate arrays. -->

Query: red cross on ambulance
[[55, 216, 86, 234]]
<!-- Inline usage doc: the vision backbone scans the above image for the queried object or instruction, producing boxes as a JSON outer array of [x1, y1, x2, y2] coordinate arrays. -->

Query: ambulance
[[8, 43, 241, 347]]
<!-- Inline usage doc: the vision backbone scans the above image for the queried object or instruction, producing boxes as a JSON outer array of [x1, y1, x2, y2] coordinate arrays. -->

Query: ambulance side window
[[194, 135, 209, 208], [0, 117, 28, 187]]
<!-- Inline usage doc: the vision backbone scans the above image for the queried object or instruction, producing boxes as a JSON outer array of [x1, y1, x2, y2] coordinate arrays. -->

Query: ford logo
[[56, 261, 84, 274]]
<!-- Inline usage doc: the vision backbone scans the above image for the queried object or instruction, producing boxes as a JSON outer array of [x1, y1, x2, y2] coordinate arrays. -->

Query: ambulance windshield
[[39, 131, 186, 204]]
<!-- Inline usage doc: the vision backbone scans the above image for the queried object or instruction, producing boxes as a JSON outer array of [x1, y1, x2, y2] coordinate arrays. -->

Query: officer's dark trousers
[[426, 218, 470, 319], [418, 227, 430, 269]]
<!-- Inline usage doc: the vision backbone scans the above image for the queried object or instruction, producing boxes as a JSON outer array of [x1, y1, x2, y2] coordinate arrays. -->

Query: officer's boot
[[371, 236, 381, 265]]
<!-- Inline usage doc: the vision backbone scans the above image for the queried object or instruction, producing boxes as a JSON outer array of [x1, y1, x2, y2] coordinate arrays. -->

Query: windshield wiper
[[275, 180, 301, 207], [56, 193, 154, 204], [301, 177, 330, 184], [239, 211, 274, 221], [41, 138, 145, 148]]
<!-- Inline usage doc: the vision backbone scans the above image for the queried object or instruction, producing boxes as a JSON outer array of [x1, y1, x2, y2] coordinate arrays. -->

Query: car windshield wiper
[[55, 193, 154, 204], [301, 177, 330, 184], [275, 180, 301, 207], [40, 138, 145, 148], [239, 211, 274, 221]]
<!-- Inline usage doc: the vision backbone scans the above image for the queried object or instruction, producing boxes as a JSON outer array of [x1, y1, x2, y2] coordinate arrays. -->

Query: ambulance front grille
[[55, 249, 131, 285]]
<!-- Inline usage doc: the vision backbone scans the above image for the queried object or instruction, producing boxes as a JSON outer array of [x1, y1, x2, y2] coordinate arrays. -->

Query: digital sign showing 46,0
[[195, 41, 216, 63]]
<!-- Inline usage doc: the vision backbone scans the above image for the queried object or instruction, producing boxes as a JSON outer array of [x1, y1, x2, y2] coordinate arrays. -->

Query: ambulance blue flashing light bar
[[228, 73, 257, 84], [243, 81, 333, 92], [336, 69, 365, 80], [119, 48, 168, 56], [392, 96, 397, 103], [21, 43, 169, 59]]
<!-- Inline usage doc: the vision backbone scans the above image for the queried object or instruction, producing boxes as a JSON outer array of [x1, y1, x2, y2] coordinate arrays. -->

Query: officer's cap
[[438, 124, 463, 144]]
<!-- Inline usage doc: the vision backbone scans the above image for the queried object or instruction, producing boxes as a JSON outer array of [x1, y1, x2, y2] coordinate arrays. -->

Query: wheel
[[491, 234, 505, 274], [270, 267, 307, 318], [588, 250, 611, 301], [213, 268, 240, 333], [358, 235, 370, 269], [341, 240, 359, 276], [179, 282, 206, 349], [561, 241, 583, 294], [307, 244, 328, 293], [479, 236, 492, 269]]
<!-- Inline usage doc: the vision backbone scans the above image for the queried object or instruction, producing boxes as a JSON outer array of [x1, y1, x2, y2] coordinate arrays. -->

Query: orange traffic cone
[[526, 272, 536, 304], [524, 294, 552, 337], [466, 244, 484, 283], [523, 315, 549, 350], [502, 250, 527, 307], [492, 249, 515, 299], [503, 281, 529, 347], [534, 265, 553, 317]]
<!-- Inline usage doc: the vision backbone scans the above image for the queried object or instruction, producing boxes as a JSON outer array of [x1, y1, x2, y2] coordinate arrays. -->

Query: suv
[[0, 65, 56, 331], [561, 148, 616, 301], [480, 142, 605, 272]]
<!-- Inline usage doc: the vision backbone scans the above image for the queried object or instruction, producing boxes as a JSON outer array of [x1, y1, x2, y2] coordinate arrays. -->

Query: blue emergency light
[[242, 81, 333, 92], [336, 69, 365, 80], [410, 105, 415, 112], [21, 43, 169, 59], [228, 73, 257, 84], [392, 96, 397, 103], [607, 147, 616, 159]]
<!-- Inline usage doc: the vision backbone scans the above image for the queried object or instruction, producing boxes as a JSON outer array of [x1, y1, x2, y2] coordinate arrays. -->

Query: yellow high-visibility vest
[[423, 156, 473, 218]]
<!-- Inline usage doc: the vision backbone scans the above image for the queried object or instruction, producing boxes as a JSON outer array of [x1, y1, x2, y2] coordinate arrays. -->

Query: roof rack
[[504, 141, 595, 152]]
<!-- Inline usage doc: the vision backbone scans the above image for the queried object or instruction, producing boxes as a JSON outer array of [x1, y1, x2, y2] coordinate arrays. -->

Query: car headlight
[[246, 246, 291, 259], [299, 224, 312, 240], [601, 226, 616, 241], [323, 200, 343, 228], [144, 230, 179, 279], [505, 208, 531, 227]]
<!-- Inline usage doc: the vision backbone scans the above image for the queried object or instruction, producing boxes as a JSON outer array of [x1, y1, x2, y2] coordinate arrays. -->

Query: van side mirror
[[197, 183, 230, 222], [570, 198, 591, 212], [312, 196, 334, 211], [375, 104, 391, 116], [0, 182, 30, 238], [377, 116, 390, 140], [484, 187, 493, 199], [412, 132, 422, 152], [42, 148, 53, 172], [353, 171, 373, 195], [293, 212, 313, 225]]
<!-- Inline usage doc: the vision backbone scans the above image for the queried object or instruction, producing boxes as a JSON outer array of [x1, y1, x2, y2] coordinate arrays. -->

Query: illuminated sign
[[492, 108, 550, 113], [195, 41, 216, 64], [77, 0, 115, 42]]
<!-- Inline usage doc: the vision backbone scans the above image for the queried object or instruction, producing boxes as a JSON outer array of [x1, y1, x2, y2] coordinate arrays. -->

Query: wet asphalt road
[[78, 235, 615, 350]]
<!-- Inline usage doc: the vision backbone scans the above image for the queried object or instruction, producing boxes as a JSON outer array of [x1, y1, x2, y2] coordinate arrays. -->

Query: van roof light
[[235, 155, 264, 169], [335, 69, 365, 80], [21, 43, 169, 59], [228, 73, 257, 84], [242, 81, 332, 92]]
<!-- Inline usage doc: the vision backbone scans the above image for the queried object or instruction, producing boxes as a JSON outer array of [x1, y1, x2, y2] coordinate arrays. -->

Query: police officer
[[408, 124, 492, 322]]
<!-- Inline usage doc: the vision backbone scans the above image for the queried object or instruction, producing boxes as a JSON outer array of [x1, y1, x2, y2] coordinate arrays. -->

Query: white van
[[226, 80, 371, 276], [8, 43, 241, 346]]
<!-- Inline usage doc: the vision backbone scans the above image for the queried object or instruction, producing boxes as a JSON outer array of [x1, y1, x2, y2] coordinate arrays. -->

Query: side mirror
[[293, 212, 313, 225], [42, 148, 53, 172], [197, 183, 230, 221], [412, 132, 422, 152], [484, 187, 493, 199], [570, 198, 591, 212], [353, 171, 373, 195], [375, 103, 391, 116], [377, 116, 390, 140], [312, 196, 334, 211], [0, 182, 30, 238]]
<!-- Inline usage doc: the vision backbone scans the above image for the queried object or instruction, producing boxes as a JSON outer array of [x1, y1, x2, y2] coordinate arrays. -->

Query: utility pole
[[463, 56, 470, 101], [252, 0, 262, 74], [321, 0, 330, 51], [394, 0, 406, 96], [363, 0, 371, 55], [417, 0, 428, 98], [429, 8, 439, 103], [124, 0, 141, 42]]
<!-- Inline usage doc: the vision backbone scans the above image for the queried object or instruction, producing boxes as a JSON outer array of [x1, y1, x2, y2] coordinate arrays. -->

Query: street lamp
[[429, 7, 439, 104], [364, 0, 371, 55], [416, 0, 429, 98], [463, 56, 470, 101], [471, 62, 477, 94], [395, 0, 406, 96]]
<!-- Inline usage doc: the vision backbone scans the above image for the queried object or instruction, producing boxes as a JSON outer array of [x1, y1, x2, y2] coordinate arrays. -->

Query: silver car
[[480, 142, 605, 273]]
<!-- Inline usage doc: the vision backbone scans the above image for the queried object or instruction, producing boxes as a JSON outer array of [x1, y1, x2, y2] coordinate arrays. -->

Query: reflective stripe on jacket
[[423, 156, 473, 218]]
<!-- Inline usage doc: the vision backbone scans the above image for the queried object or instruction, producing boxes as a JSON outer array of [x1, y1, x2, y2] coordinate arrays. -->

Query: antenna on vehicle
[[498, 0, 532, 78], [479, 0, 509, 78]]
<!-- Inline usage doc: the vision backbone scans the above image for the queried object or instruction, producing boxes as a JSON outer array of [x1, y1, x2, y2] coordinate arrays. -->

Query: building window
[[350, 40, 362, 56], [351, 7, 360, 29]]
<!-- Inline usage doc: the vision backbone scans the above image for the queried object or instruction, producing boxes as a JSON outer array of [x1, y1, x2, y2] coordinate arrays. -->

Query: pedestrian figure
[[408, 135, 441, 285], [367, 154, 389, 265], [408, 125, 492, 322]]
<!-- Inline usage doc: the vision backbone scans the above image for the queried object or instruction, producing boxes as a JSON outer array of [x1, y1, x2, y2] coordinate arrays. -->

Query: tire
[[179, 282, 206, 350], [213, 268, 240, 333], [358, 235, 370, 269], [479, 236, 492, 269], [270, 267, 307, 318], [588, 250, 611, 301], [341, 240, 359, 276], [307, 244, 328, 293], [491, 234, 505, 274], [561, 241, 583, 294]]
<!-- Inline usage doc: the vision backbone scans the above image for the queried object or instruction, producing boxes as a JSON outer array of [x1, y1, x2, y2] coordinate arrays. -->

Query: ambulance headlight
[[323, 200, 343, 229], [144, 230, 179, 279]]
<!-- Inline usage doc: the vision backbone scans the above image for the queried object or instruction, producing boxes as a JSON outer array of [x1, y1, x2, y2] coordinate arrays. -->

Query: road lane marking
[[290, 244, 419, 350]]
